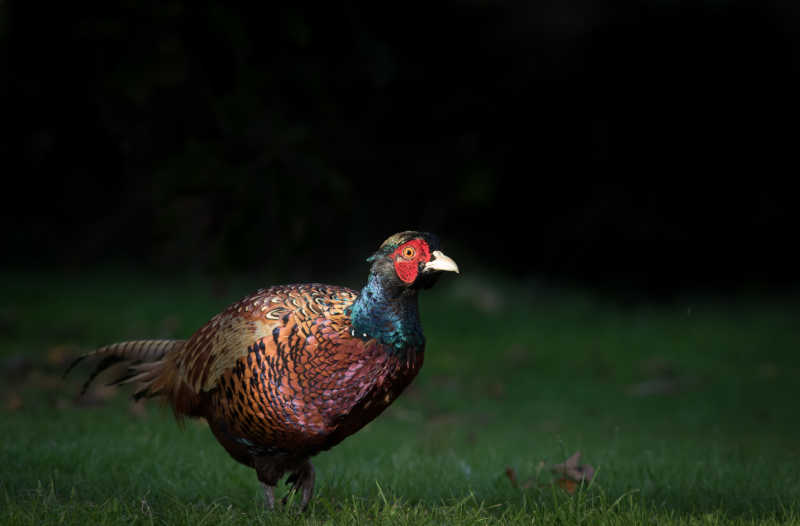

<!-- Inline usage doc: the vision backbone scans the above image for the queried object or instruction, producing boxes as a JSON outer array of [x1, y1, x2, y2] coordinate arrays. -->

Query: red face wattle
[[391, 239, 431, 284]]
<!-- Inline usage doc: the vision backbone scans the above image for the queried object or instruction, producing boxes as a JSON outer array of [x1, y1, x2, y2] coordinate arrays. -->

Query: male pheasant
[[68, 231, 458, 509]]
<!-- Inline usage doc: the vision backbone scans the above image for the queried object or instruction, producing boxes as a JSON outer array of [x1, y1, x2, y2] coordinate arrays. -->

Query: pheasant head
[[366, 231, 459, 292], [352, 231, 459, 350]]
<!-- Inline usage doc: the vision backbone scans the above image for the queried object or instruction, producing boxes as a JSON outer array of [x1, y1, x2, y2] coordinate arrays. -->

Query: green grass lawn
[[1, 269, 799, 525]]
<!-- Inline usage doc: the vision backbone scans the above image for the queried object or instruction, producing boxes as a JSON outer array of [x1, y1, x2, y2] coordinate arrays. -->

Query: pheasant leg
[[282, 460, 315, 510], [261, 482, 276, 510]]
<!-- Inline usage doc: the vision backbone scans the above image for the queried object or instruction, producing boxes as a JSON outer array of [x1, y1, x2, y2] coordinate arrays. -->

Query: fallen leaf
[[551, 451, 595, 483], [505, 466, 538, 490], [507, 454, 594, 494], [505, 467, 518, 487], [556, 477, 578, 494]]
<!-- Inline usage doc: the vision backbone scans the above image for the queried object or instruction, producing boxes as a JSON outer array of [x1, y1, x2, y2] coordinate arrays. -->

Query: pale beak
[[423, 250, 460, 274]]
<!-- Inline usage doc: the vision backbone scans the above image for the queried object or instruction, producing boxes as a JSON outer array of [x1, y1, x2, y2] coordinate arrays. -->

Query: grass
[[1, 269, 799, 525]]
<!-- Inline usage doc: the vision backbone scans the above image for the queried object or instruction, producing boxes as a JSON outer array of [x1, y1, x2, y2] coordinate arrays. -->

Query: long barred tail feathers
[[65, 340, 185, 397]]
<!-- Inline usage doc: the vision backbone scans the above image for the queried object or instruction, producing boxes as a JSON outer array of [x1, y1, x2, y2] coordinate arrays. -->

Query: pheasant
[[67, 231, 458, 509]]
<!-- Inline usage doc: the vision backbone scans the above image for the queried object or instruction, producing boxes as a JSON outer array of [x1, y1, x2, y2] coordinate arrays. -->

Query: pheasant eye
[[402, 246, 416, 259]]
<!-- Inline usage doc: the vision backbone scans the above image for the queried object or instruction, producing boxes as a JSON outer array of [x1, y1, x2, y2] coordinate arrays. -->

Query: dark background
[[3, 2, 798, 295]]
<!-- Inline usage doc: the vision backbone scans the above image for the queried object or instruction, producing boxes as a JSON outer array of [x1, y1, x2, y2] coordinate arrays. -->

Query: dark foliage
[[3, 2, 798, 292]]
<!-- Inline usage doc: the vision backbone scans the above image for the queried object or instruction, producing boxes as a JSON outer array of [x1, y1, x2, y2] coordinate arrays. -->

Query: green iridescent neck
[[349, 272, 425, 353]]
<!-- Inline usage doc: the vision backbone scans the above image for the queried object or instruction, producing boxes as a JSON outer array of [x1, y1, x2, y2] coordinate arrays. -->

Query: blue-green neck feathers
[[349, 272, 424, 352]]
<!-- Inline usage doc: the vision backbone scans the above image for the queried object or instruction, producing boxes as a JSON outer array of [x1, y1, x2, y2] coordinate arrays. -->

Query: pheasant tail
[[66, 340, 189, 409]]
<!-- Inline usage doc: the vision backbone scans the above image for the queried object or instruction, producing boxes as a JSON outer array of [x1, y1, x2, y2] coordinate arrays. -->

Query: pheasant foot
[[282, 460, 315, 510]]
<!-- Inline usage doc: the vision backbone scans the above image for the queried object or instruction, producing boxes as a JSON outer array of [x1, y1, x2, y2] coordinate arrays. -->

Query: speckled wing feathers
[[173, 284, 357, 393], [162, 284, 423, 457]]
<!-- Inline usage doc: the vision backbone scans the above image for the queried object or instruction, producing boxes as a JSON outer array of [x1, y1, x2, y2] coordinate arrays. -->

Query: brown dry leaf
[[551, 451, 595, 484], [505, 466, 537, 490], [508, 455, 594, 494], [556, 478, 578, 494], [505, 467, 518, 487]]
